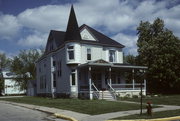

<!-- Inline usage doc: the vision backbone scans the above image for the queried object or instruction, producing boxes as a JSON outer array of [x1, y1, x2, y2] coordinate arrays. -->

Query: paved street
[[0, 102, 66, 121], [1, 99, 180, 121]]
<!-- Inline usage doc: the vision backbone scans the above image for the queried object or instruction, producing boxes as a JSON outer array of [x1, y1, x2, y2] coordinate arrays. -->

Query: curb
[[107, 115, 180, 121], [1, 101, 78, 121], [54, 113, 78, 121]]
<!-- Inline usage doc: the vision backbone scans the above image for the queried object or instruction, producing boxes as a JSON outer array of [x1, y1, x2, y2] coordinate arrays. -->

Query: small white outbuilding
[[2, 71, 25, 95]]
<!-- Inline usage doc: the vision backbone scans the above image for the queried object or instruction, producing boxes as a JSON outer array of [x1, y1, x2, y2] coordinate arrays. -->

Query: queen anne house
[[36, 6, 147, 100]]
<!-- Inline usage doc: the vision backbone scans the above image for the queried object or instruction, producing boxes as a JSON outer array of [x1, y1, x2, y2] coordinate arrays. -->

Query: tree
[[123, 54, 137, 83], [137, 18, 180, 94], [0, 53, 11, 95], [124, 54, 137, 65], [10, 49, 43, 90]]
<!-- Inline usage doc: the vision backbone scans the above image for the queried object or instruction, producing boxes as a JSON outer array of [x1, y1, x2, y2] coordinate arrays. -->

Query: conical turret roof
[[64, 5, 81, 41]]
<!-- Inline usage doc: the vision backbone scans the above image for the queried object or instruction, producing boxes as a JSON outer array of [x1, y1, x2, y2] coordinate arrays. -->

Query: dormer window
[[109, 50, 116, 62], [67, 45, 74, 60]]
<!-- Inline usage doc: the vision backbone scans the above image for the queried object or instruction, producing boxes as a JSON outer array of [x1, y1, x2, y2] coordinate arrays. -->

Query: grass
[[120, 95, 180, 106], [112, 109, 180, 120], [0, 96, 143, 115]]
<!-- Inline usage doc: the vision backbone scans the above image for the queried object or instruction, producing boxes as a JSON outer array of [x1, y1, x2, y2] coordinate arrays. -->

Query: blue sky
[[0, 0, 180, 57]]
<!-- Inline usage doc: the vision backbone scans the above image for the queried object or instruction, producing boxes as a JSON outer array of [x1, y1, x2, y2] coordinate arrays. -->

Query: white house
[[2, 71, 25, 95], [36, 6, 147, 100]]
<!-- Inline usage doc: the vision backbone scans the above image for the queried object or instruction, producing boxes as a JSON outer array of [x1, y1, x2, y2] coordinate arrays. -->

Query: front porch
[[78, 60, 147, 100]]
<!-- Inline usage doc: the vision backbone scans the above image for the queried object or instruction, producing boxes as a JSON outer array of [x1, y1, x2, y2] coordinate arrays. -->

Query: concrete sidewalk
[[0, 100, 180, 121]]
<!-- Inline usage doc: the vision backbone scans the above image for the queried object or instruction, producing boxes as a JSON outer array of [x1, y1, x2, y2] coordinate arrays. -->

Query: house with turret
[[36, 6, 147, 100]]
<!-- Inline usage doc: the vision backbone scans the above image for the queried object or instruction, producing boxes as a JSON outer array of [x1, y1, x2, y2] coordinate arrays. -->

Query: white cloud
[[0, 14, 21, 40], [17, 5, 70, 32], [0, 0, 180, 54], [112, 33, 138, 55], [18, 31, 48, 47]]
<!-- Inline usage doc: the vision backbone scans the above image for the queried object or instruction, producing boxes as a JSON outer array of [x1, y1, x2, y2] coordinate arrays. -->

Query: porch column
[[88, 66, 93, 100], [132, 69, 135, 90], [109, 67, 112, 86]]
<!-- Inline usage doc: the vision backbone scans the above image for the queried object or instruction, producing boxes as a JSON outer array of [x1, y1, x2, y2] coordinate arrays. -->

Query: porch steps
[[99, 91, 116, 101]]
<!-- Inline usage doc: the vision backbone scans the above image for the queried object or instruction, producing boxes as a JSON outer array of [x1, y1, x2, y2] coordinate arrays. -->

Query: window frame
[[58, 60, 62, 77], [71, 69, 76, 86], [87, 48, 91, 60], [53, 73, 56, 88], [67, 45, 75, 60], [109, 50, 116, 62]]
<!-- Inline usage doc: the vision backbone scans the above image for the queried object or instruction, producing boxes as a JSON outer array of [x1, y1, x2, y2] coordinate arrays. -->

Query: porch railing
[[111, 83, 146, 91], [91, 82, 99, 99], [107, 83, 116, 100]]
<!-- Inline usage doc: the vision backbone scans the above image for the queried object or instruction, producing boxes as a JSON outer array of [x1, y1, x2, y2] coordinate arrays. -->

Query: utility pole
[[139, 69, 144, 115], [140, 77, 143, 115]]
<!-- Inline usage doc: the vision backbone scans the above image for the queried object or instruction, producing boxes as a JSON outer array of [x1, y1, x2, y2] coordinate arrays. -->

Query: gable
[[79, 24, 125, 48], [80, 28, 96, 41], [45, 30, 65, 53]]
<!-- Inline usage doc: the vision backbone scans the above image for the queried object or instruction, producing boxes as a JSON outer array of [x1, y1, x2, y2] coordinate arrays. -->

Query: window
[[40, 76, 43, 89], [109, 50, 116, 62], [58, 61, 62, 77], [53, 60, 56, 67], [53, 73, 56, 87], [71, 70, 76, 85], [67, 45, 74, 60], [39, 67, 41, 72], [117, 76, 121, 84], [87, 48, 91, 60], [44, 75, 46, 88], [111, 73, 116, 84]]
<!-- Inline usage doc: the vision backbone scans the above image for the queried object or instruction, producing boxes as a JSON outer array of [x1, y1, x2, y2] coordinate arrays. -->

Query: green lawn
[[112, 109, 180, 120], [0, 96, 143, 115], [120, 95, 180, 106]]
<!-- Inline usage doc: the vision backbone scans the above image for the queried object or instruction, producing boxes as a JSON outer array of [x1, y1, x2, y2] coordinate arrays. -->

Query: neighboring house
[[2, 71, 25, 95], [36, 6, 147, 100], [27, 80, 36, 96]]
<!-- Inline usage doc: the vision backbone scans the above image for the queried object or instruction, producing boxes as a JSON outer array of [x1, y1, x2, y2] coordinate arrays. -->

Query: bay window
[[67, 45, 74, 60]]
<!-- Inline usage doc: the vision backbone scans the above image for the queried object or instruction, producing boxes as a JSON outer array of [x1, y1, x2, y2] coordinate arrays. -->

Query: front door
[[92, 72, 102, 89]]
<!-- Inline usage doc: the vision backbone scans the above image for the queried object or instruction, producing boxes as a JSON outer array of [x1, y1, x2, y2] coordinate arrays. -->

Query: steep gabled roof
[[64, 5, 81, 41], [79, 24, 125, 48], [51, 30, 65, 46], [45, 30, 65, 53]]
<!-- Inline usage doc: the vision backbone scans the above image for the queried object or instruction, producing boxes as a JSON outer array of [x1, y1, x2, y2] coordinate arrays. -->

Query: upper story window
[[87, 48, 91, 60], [109, 50, 116, 62], [58, 60, 62, 77], [67, 45, 74, 60]]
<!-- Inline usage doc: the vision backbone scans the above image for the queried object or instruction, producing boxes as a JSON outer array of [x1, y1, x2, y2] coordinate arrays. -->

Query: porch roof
[[78, 59, 148, 70]]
